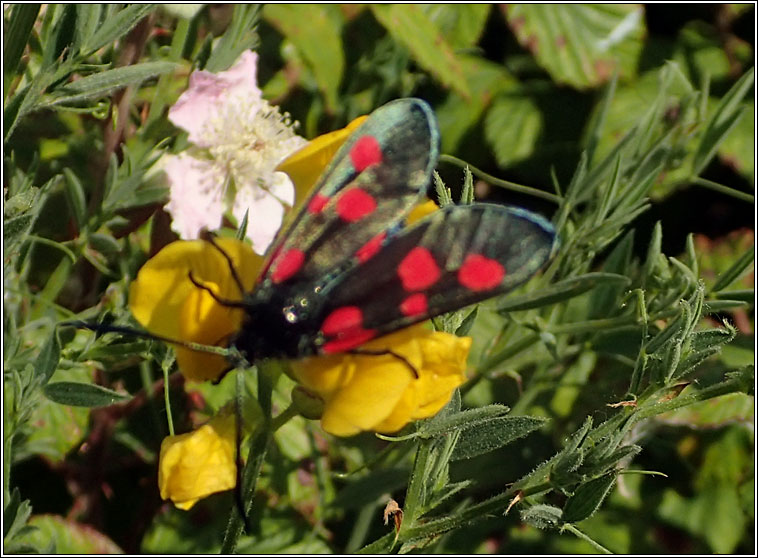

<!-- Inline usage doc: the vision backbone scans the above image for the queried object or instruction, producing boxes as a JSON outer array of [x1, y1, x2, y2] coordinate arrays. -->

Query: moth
[[218, 98, 558, 363]]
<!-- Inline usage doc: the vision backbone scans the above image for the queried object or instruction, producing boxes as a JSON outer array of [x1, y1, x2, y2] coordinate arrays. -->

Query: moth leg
[[347, 348, 419, 379], [187, 271, 247, 308], [202, 233, 248, 297]]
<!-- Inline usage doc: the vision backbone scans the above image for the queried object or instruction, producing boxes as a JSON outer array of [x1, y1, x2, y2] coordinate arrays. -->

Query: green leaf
[[452, 415, 548, 460], [204, 4, 260, 73], [3, 4, 41, 91], [62, 168, 87, 230], [588, 230, 634, 318], [497, 273, 630, 313], [640, 221, 662, 288], [551, 448, 585, 488], [82, 4, 155, 54], [73, 4, 103, 54], [692, 67, 755, 177], [521, 504, 563, 529], [562, 471, 617, 523], [658, 486, 747, 554], [484, 94, 543, 167], [658, 392, 754, 428], [710, 245, 754, 293], [44, 381, 131, 407], [14, 515, 123, 554], [264, 4, 343, 111], [436, 55, 517, 153], [4, 62, 65, 141], [718, 100, 754, 184], [42, 61, 179, 108], [3, 488, 32, 540], [584, 62, 699, 200], [504, 4, 645, 89], [583, 445, 641, 477], [34, 330, 61, 384], [371, 4, 469, 98], [420, 5, 491, 50], [3, 214, 35, 253], [712, 289, 754, 304], [417, 404, 510, 438], [454, 307, 478, 337]]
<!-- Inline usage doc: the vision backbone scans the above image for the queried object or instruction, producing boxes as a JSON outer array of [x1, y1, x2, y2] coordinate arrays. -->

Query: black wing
[[312, 203, 557, 354], [259, 98, 439, 287]]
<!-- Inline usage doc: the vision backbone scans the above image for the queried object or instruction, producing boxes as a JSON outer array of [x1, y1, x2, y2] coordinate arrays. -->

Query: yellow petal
[[406, 200, 439, 225], [129, 239, 262, 381], [158, 414, 237, 510], [277, 115, 368, 204], [373, 388, 417, 434], [290, 325, 470, 436], [320, 358, 414, 436]]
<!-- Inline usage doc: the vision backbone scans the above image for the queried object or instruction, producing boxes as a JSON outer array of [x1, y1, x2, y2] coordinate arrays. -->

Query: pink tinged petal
[[232, 174, 293, 255], [163, 154, 225, 239], [169, 51, 262, 147]]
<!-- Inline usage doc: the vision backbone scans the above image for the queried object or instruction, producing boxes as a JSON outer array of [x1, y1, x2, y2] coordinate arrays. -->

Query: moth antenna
[[347, 348, 419, 379], [187, 271, 248, 309], [203, 234, 249, 298]]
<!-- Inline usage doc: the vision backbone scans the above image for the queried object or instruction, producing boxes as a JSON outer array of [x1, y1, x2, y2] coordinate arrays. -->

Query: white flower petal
[[164, 50, 307, 249], [232, 182, 290, 255], [169, 51, 262, 147], [163, 154, 226, 239], [270, 171, 296, 206]]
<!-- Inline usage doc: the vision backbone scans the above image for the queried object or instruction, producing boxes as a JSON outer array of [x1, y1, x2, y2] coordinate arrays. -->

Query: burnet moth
[[224, 98, 557, 363]]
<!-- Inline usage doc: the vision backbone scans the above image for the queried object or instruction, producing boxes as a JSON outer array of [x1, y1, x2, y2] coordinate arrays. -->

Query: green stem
[[440, 154, 562, 204], [25, 234, 78, 263], [270, 403, 298, 432], [477, 333, 540, 375], [145, 17, 190, 127], [561, 524, 613, 554], [220, 364, 274, 553], [401, 437, 434, 530], [692, 176, 754, 203], [160, 359, 174, 437], [634, 370, 751, 421]]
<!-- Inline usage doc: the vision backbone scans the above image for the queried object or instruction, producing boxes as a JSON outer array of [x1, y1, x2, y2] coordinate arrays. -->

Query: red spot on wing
[[320, 306, 376, 353], [398, 247, 440, 291], [336, 188, 377, 222], [271, 249, 305, 284], [356, 232, 387, 263], [350, 135, 382, 171], [321, 306, 365, 336], [323, 329, 377, 353], [308, 193, 329, 214], [400, 293, 428, 317], [458, 254, 505, 291], [260, 244, 281, 279]]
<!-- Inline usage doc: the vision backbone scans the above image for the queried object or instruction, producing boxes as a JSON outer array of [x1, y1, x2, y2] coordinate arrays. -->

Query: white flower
[[163, 50, 307, 255]]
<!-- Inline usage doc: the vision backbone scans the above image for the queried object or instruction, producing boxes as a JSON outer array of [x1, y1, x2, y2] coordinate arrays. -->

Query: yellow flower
[[276, 115, 367, 205], [406, 199, 439, 225], [289, 324, 470, 437], [158, 413, 237, 510], [129, 238, 263, 382]]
